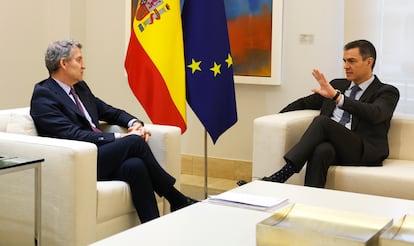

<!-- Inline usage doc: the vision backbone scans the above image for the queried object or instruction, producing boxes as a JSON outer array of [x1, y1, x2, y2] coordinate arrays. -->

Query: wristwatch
[[332, 89, 341, 101]]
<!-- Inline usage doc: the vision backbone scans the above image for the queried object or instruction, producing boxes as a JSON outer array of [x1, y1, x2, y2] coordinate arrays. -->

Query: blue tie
[[339, 85, 361, 126]]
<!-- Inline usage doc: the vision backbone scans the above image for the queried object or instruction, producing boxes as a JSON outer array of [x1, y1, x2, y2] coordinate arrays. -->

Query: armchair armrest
[[252, 110, 319, 183], [0, 132, 97, 245], [145, 124, 181, 186]]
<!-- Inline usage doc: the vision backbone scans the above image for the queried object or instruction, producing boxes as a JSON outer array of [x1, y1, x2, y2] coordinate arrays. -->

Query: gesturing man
[[238, 39, 400, 188]]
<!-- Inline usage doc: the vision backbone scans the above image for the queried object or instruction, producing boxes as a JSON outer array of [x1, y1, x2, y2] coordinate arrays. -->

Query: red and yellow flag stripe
[[125, 0, 186, 132]]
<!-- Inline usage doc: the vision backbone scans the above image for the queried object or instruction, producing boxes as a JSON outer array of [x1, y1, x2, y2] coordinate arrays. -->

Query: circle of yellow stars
[[187, 53, 233, 77]]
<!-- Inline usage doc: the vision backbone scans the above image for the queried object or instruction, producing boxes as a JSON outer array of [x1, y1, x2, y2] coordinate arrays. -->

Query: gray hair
[[45, 39, 82, 74]]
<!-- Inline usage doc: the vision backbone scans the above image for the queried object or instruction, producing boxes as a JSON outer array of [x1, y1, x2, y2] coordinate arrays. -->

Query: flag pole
[[204, 129, 208, 199]]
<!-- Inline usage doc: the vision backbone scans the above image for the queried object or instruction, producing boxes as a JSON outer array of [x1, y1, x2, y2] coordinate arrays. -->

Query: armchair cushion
[[6, 113, 38, 135]]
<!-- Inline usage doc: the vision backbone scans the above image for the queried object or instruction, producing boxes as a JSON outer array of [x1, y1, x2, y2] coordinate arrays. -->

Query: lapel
[[351, 76, 381, 130], [359, 76, 381, 102], [45, 78, 83, 116], [73, 82, 99, 125]]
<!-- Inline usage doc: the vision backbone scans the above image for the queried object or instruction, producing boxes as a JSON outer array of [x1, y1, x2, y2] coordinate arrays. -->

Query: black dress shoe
[[171, 197, 199, 212], [261, 174, 286, 183], [261, 176, 274, 181], [237, 180, 248, 186]]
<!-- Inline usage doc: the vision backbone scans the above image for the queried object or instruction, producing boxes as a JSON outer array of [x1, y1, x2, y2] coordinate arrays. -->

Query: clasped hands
[[125, 122, 151, 142], [311, 69, 340, 103]]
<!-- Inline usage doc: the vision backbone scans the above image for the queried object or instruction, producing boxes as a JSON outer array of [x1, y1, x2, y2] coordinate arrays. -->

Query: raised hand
[[311, 69, 337, 99]]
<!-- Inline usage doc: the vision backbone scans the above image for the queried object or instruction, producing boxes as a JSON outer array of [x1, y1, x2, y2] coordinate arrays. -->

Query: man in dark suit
[[30, 39, 197, 223], [239, 39, 400, 188]]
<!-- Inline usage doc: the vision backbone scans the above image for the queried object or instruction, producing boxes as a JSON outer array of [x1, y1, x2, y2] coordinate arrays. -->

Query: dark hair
[[344, 40, 376, 69]]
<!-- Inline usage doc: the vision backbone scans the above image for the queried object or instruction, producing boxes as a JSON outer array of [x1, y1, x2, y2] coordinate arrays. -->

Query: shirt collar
[[350, 75, 374, 92], [52, 77, 71, 95]]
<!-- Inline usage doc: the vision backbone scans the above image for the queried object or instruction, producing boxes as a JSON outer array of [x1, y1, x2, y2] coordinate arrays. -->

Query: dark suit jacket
[[280, 75, 400, 164], [30, 77, 143, 146]]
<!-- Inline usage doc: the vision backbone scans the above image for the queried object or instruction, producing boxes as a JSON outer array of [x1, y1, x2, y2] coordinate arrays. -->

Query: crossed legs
[[238, 115, 364, 187], [97, 135, 193, 223]]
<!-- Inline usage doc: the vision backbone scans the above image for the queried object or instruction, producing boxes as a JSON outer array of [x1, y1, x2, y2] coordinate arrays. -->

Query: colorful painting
[[224, 0, 273, 77], [131, 0, 282, 84]]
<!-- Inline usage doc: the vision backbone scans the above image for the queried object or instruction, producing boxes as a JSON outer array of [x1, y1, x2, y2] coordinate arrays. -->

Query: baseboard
[[181, 154, 252, 181]]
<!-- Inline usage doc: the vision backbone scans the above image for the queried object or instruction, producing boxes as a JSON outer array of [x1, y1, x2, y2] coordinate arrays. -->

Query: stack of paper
[[208, 191, 288, 211], [256, 203, 393, 246], [380, 214, 414, 246]]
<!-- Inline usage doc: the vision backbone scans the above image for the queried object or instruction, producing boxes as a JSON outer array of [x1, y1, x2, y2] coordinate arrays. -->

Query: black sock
[[164, 186, 187, 208], [265, 162, 296, 183]]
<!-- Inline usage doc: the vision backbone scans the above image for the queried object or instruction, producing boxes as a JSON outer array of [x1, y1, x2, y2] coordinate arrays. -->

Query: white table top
[[91, 181, 414, 245]]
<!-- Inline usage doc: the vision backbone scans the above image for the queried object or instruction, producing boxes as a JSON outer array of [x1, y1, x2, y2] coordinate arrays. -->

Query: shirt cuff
[[337, 94, 344, 106], [128, 119, 143, 128]]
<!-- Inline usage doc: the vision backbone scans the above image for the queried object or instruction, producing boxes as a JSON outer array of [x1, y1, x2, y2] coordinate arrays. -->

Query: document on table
[[208, 191, 288, 211], [0, 155, 17, 161]]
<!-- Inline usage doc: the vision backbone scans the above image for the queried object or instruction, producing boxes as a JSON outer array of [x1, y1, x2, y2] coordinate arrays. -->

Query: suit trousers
[[284, 115, 364, 188], [96, 135, 175, 222]]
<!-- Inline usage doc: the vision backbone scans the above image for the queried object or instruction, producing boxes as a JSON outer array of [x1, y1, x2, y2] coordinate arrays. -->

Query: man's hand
[[311, 69, 337, 99], [124, 122, 151, 142]]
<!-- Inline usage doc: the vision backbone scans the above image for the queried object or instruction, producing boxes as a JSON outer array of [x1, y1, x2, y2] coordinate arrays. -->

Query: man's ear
[[366, 57, 374, 67], [59, 59, 66, 70]]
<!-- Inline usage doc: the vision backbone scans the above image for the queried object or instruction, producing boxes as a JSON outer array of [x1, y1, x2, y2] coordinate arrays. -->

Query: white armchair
[[0, 107, 181, 246], [252, 110, 414, 200]]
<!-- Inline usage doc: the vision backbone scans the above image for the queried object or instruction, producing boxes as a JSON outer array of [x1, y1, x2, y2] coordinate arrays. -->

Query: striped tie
[[339, 85, 361, 126], [70, 87, 102, 132]]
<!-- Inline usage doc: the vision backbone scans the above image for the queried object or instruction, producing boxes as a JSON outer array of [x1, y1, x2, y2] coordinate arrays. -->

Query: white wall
[[0, 0, 85, 106], [344, 0, 383, 74], [0, 0, 344, 162]]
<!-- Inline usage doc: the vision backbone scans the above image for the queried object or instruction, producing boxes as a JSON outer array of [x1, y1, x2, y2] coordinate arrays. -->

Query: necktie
[[338, 85, 361, 126], [70, 87, 85, 115], [70, 87, 102, 132]]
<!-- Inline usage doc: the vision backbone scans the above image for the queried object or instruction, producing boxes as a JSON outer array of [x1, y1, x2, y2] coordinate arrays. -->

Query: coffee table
[[0, 155, 44, 246], [90, 181, 414, 246]]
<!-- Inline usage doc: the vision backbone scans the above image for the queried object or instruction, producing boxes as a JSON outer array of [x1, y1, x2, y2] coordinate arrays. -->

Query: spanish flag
[[125, 0, 186, 133]]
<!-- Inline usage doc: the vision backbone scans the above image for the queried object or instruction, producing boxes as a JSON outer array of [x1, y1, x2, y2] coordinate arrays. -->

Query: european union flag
[[182, 0, 238, 143]]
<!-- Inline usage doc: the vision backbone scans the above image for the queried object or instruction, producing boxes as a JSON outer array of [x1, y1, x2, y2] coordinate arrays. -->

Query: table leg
[[35, 165, 41, 246]]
